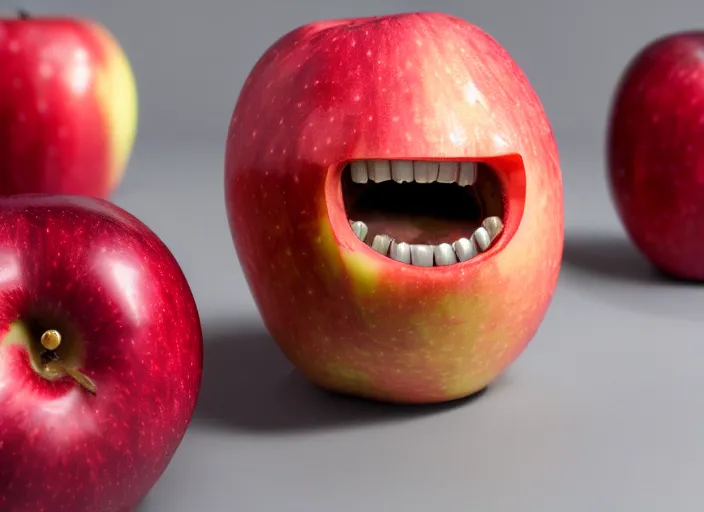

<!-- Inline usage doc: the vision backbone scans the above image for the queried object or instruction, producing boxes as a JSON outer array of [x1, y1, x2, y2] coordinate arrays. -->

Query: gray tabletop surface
[[119, 146, 703, 512]]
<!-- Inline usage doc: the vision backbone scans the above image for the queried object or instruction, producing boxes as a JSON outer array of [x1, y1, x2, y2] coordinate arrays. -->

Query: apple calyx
[[38, 329, 97, 395]]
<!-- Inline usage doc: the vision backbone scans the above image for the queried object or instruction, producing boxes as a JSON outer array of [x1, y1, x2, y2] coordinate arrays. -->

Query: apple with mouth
[[607, 31, 704, 280], [0, 11, 138, 197], [0, 195, 203, 511], [225, 12, 564, 404]]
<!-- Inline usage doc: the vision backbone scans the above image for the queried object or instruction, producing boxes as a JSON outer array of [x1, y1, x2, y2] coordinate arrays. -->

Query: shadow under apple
[[192, 321, 495, 433], [561, 231, 704, 285], [562, 232, 660, 283], [561, 231, 702, 321]]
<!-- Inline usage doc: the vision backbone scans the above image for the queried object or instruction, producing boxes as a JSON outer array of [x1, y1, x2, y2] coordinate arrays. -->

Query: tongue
[[361, 213, 481, 245]]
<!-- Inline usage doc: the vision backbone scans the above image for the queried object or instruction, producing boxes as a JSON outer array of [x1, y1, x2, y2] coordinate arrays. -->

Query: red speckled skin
[[0, 195, 202, 511], [225, 12, 563, 403], [607, 31, 704, 280], [0, 16, 136, 197]]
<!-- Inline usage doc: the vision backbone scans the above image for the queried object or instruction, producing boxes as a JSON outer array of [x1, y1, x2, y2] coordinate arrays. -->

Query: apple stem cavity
[[17, 9, 30, 20], [39, 329, 97, 395]]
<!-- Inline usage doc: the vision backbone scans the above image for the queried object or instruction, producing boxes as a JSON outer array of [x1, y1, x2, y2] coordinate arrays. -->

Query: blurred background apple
[[607, 31, 704, 280], [0, 11, 137, 197]]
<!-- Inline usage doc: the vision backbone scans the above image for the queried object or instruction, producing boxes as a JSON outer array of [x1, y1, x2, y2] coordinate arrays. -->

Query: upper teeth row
[[349, 216, 504, 266], [350, 160, 478, 185]]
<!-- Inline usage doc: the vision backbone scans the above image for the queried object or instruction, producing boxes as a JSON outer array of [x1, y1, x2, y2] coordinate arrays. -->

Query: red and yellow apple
[[0, 11, 138, 197], [607, 31, 704, 280], [225, 12, 564, 404]]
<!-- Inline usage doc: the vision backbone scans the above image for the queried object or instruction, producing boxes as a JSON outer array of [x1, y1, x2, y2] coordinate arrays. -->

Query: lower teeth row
[[349, 216, 504, 267]]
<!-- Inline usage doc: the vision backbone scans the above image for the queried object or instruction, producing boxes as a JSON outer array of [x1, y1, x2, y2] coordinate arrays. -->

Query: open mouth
[[341, 159, 505, 267]]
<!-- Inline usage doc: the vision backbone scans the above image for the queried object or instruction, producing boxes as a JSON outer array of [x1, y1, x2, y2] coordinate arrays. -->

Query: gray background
[[10, 0, 704, 510]]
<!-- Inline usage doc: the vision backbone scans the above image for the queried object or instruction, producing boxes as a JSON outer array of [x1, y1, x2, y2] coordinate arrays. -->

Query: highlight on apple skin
[[0, 12, 138, 198], [0, 195, 203, 512], [225, 12, 564, 404], [607, 31, 704, 281]]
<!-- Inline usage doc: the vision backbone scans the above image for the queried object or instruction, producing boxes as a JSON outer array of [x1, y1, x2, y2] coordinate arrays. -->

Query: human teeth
[[371, 234, 392, 255], [350, 161, 368, 183], [473, 227, 491, 251], [434, 243, 457, 266], [437, 162, 459, 183], [413, 161, 438, 183], [391, 160, 413, 183], [427, 162, 439, 182], [351, 160, 485, 185], [457, 162, 477, 186], [350, 220, 368, 242], [389, 240, 411, 263], [346, 159, 504, 264], [452, 237, 478, 262], [410, 244, 434, 266], [482, 216, 504, 241], [368, 160, 391, 182], [350, 219, 502, 264]]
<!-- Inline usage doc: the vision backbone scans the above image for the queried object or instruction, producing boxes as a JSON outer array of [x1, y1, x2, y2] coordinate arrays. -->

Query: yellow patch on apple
[[324, 362, 374, 395], [412, 287, 510, 398], [91, 23, 138, 189], [315, 209, 382, 298], [340, 249, 384, 298]]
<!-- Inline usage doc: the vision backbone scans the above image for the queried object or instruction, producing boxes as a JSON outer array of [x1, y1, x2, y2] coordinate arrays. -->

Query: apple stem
[[38, 329, 97, 395], [45, 359, 98, 395], [63, 365, 98, 395], [17, 9, 30, 20], [41, 329, 62, 351]]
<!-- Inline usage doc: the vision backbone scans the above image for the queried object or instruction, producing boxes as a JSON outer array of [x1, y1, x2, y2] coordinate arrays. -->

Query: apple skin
[[607, 31, 704, 280], [0, 195, 202, 511], [0, 14, 138, 198], [225, 12, 563, 404]]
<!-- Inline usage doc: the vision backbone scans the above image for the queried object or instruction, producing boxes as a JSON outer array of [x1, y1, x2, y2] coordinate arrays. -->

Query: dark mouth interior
[[341, 161, 504, 246]]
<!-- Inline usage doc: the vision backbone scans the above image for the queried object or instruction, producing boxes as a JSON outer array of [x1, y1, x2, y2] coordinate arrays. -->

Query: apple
[[0, 10, 138, 198], [0, 195, 203, 511], [224, 12, 563, 404], [607, 31, 704, 280]]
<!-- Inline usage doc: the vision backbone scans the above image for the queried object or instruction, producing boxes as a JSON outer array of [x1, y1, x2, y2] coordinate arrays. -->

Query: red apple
[[607, 31, 704, 280], [0, 11, 138, 198], [224, 12, 563, 404], [0, 195, 202, 511]]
